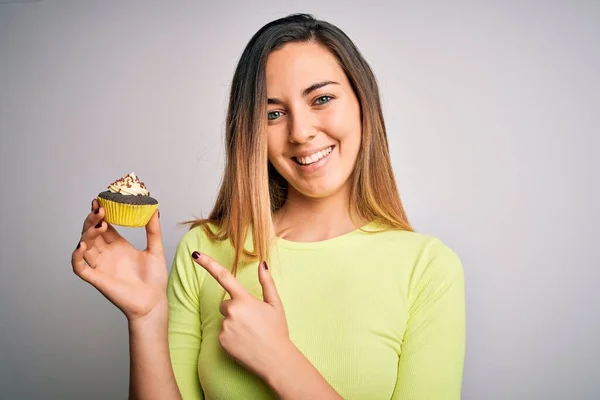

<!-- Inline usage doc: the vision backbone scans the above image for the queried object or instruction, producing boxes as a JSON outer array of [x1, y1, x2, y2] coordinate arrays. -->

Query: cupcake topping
[[108, 172, 150, 196]]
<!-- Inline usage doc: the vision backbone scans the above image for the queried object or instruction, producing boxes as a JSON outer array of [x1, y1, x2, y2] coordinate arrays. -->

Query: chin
[[292, 179, 349, 199]]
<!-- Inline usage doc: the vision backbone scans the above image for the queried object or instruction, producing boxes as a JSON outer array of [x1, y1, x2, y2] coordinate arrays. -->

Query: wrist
[[262, 341, 303, 389], [262, 341, 343, 400], [128, 299, 169, 337]]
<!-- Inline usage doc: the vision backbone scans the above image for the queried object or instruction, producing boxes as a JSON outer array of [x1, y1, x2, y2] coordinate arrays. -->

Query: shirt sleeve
[[391, 238, 466, 399], [167, 228, 205, 400]]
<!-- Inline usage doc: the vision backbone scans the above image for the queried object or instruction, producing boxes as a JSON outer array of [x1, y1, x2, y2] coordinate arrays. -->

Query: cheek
[[267, 129, 293, 176], [322, 114, 361, 156], [322, 100, 361, 141], [267, 129, 285, 159]]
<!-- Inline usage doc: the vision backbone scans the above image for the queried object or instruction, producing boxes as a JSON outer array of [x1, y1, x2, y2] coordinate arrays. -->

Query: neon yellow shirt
[[167, 222, 465, 399]]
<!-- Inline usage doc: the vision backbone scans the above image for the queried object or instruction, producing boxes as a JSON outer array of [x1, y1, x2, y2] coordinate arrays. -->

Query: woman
[[72, 13, 465, 400]]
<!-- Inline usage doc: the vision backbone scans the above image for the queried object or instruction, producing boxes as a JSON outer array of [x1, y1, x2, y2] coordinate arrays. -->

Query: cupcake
[[97, 172, 159, 227]]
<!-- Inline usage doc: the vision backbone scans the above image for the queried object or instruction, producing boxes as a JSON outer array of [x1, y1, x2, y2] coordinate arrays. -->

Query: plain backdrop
[[1, 1, 598, 399]]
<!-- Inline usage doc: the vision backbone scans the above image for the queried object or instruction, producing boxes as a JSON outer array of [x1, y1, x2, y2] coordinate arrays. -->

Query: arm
[[263, 344, 343, 400], [71, 203, 183, 400], [128, 301, 182, 400], [190, 254, 342, 400], [129, 229, 206, 400], [130, 228, 205, 400], [391, 239, 466, 399]]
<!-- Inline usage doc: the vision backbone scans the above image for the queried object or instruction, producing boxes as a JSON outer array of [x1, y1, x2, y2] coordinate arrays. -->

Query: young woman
[[72, 14, 465, 400]]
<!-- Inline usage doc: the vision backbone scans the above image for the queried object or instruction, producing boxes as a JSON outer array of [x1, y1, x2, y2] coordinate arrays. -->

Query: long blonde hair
[[183, 14, 413, 275]]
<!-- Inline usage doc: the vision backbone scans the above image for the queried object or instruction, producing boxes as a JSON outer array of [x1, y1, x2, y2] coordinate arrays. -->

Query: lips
[[293, 145, 335, 165]]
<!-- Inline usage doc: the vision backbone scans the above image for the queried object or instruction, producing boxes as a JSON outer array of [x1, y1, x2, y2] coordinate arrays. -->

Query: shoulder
[[408, 234, 464, 295], [168, 223, 227, 294], [173, 222, 239, 275], [175, 222, 222, 253], [170, 223, 222, 280], [365, 223, 463, 279], [367, 223, 460, 257], [364, 224, 435, 247]]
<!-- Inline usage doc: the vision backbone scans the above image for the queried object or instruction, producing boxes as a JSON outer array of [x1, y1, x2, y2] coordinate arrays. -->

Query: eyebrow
[[267, 80, 339, 105]]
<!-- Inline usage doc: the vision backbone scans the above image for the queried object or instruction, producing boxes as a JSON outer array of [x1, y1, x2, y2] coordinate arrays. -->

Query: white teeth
[[296, 146, 333, 165]]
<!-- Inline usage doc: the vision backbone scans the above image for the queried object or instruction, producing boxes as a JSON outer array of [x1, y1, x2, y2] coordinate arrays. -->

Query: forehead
[[265, 42, 346, 91]]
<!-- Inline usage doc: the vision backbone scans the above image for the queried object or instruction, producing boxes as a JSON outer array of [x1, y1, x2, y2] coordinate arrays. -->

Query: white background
[[1, 1, 598, 398]]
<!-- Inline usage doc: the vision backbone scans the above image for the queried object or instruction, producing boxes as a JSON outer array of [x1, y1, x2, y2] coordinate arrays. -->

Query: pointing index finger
[[192, 252, 248, 299]]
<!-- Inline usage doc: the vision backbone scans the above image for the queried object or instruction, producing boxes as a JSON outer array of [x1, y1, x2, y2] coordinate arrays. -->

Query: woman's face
[[265, 42, 362, 200]]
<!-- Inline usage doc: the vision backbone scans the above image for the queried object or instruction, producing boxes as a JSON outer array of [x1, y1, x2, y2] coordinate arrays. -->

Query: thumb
[[145, 209, 163, 255], [258, 261, 281, 307]]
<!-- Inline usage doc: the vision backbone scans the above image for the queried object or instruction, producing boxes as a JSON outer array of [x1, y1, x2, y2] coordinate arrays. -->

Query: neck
[[273, 182, 368, 243]]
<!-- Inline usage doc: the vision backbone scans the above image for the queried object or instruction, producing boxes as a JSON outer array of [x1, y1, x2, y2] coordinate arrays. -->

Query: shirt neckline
[[275, 221, 379, 250]]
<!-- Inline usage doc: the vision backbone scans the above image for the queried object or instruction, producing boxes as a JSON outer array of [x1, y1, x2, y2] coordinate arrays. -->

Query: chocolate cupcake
[[97, 172, 159, 227]]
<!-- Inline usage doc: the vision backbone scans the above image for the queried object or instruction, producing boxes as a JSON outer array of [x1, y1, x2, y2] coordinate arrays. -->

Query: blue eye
[[268, 111, 283, 121], [314, 95, 332, 105]]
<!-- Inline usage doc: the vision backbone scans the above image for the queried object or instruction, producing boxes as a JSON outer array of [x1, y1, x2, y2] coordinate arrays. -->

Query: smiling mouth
[[292, 145, 335, 166]]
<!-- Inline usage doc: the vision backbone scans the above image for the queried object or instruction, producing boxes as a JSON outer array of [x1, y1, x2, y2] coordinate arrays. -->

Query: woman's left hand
[[191, 251, 294, 380]]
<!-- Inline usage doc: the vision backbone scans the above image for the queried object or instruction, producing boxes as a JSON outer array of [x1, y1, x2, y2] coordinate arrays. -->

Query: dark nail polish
[[192, 251, 200, 259], [158, 210, 160, 219], [93, 208, 99, 214], [262, 261, 269, 270], [95, 221, 102, 229], [76, 242, 81, 250]]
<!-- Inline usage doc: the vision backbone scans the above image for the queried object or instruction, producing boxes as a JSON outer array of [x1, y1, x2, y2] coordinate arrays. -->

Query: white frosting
[[108, 172, 150, 196]]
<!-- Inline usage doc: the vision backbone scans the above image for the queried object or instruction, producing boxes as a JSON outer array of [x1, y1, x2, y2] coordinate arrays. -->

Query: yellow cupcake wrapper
[[97, 197, 159, 228]]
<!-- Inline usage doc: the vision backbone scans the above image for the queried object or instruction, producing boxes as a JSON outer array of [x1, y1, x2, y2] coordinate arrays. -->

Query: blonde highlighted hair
[[183, 14, 413, 275]]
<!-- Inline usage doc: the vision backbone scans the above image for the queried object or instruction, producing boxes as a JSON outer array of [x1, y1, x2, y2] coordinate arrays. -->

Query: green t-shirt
[[167, 222, 465, 399]]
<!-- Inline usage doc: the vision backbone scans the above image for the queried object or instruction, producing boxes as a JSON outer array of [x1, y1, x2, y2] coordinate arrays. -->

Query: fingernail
[[76, 242, 81, 250], [93, 208, 99, 214], [192, 251, 200, 259], [261, 261, 269, 270], [95, 221, 102, 229], [158, 210, 160, 219]]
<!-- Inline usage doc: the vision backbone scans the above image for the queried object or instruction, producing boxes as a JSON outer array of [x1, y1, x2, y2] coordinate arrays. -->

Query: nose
[[288, 108, 317, 144]]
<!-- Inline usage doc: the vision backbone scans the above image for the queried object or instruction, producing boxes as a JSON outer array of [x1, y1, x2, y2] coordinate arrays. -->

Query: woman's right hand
[[71, 199, 168, 323]]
